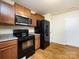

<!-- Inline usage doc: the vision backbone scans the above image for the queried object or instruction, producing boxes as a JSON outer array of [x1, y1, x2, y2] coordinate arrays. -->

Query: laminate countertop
[[0, 34, 17, 42], [29, 33, 40, 36], [0, 33, 40, 42]]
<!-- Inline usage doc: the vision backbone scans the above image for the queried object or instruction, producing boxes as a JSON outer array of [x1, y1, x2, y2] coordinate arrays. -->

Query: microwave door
[[15, 15, 32, 26]]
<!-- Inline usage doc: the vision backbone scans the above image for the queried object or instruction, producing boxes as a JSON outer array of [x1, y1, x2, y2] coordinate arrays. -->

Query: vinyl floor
[[28, 43, 79, 59]]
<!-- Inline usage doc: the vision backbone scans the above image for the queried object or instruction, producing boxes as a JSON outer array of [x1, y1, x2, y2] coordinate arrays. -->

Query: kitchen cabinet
[[24, 7, 31, 17], [31, 14, 44, 27], [0, 40, 17, 59], [31, 14, 37, 27], [15, 3, 25, 16], [15, 3, 31, 17], [0, 1, 15, 25], [35, 14, 44, 20], [35, 35, 40, 50]]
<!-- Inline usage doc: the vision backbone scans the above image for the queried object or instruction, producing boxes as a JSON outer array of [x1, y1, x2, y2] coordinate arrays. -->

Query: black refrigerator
[[35, 20, 50, 49]]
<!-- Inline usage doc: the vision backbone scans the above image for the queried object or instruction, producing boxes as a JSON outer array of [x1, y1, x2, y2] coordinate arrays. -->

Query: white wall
[[64, 10, 79, 47], [44, 10, 79, 47], [52, 15, 65, 44]]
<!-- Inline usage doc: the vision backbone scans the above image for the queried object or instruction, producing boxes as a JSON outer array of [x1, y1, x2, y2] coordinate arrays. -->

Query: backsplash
[[0, 26, 34, 34]]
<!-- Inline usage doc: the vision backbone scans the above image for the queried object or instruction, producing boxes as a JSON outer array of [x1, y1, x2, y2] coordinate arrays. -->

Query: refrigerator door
[[40, 20, 50, 49]]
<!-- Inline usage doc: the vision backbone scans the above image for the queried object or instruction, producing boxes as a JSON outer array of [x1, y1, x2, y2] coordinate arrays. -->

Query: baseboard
[[50, 42, 79, 48]]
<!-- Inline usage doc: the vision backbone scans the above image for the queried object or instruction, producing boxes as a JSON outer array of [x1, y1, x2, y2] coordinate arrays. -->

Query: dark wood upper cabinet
[[0, 1, 15, 25], [35, 14, 44, 20], [15, 3, 31, 17], [31, 14, 44, 27], [31, 14, 37, 27], [15, 3, 25, 15]]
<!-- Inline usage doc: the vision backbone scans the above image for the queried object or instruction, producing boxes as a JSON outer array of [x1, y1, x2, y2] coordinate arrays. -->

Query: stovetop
[[18, 35, 34, 42]]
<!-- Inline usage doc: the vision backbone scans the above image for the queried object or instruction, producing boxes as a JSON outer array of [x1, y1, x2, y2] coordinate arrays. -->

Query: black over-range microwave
[[15, 15, 32, 26]]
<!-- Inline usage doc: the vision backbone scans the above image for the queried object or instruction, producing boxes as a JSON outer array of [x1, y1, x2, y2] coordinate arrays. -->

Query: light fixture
[[31, 10, 36, 14]]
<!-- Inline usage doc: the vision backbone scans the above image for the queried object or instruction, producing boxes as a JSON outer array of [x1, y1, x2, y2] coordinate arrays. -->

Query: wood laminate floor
[[28, 43, 79, 59]]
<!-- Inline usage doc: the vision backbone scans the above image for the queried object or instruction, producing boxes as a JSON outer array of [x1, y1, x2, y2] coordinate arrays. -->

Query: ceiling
[[16, 0, 79, 15]]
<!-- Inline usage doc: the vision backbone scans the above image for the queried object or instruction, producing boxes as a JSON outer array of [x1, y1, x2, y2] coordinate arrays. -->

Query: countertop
[[29, 32, 40, 36], [0, 34, 18, 42], [0, 33, 40, 42]]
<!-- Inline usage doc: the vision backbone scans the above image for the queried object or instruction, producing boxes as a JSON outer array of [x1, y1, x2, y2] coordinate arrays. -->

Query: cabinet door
[[35, 35, 40, 50], [15, 3, 31, 17], [24, 7, 31, 17], [31, 14, 37, 27], [0, 51, 1, 59], [0, 1, 15, 25], [35, 14, 44, 20], [15, 3, 25, 15], [0, 45, 17, 59], [31, 14, 44, 27]]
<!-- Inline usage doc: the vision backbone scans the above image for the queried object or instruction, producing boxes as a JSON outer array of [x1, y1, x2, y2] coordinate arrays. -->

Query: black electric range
[[13, 29, 35, 59]]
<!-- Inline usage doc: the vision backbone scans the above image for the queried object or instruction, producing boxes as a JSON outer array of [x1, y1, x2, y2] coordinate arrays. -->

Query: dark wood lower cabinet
[[35, 35, 40, 50], [0, 40, 17, 59]]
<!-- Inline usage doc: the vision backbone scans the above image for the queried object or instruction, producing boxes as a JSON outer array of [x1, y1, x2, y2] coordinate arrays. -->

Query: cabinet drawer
[[0, 40, 17, 49]]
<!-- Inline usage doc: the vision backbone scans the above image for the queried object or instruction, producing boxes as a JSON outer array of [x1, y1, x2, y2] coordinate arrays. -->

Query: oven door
[[18, 35, 35, 59]]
